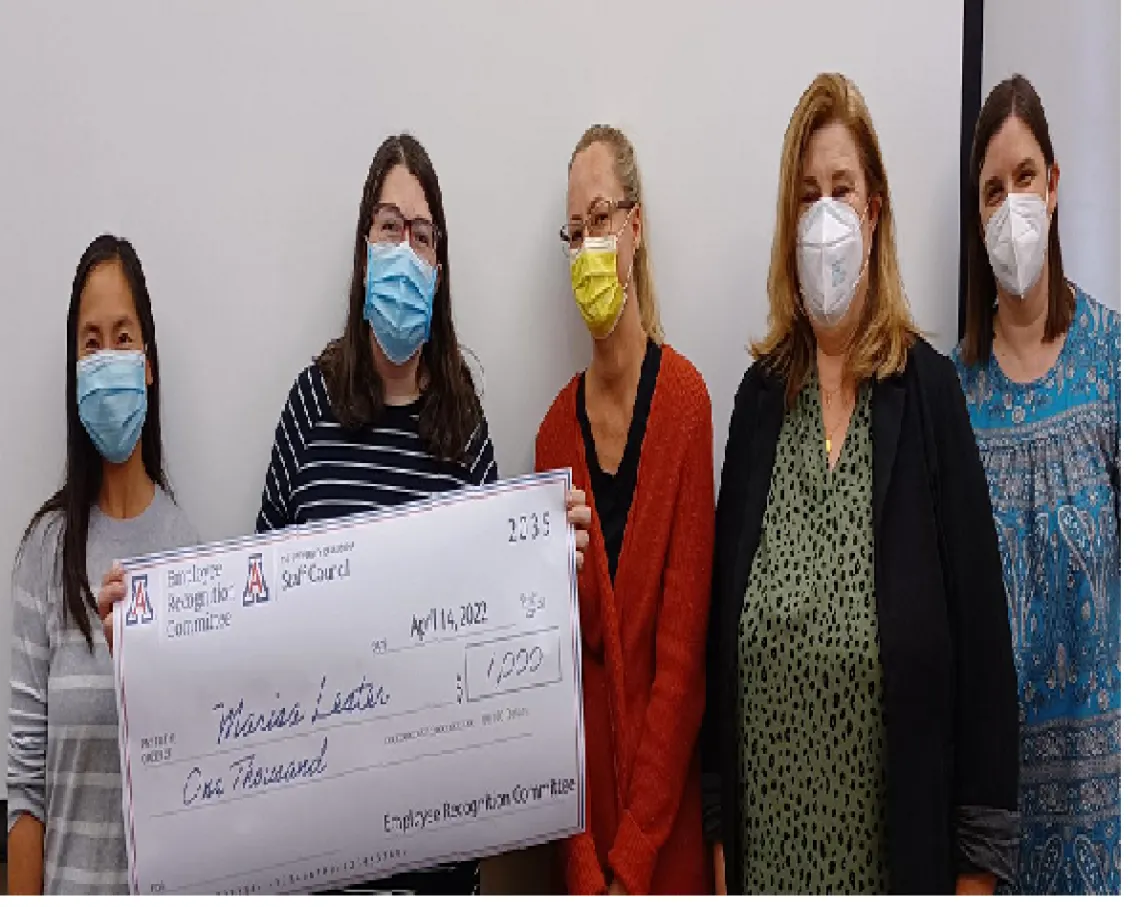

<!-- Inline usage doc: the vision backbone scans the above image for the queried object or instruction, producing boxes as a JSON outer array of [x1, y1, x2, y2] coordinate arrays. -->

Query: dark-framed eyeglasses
[[367, 203, 442, 258]]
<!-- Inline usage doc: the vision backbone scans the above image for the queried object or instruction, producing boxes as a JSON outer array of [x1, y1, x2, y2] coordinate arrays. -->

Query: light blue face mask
[[364, 241, 437, 365], [76, 349, 148, 463]]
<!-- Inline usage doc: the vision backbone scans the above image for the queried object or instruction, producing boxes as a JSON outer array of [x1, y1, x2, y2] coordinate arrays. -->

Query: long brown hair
[[753, 73, 917, 404], [318, 134, 483, 463], [570, 124, 665, 343], [960, 73, 1073, 365]]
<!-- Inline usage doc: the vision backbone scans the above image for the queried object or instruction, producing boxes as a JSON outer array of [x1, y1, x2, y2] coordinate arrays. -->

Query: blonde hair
[[754, 73, 917, 404], [570, 124, 664, 343]]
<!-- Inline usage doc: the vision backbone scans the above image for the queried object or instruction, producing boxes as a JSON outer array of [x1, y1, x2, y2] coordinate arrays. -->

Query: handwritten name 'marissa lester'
[[180, 674, 391, 807]]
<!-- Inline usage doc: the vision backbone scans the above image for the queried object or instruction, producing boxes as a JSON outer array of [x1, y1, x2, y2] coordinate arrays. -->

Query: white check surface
[[113, 471, 584, 895]]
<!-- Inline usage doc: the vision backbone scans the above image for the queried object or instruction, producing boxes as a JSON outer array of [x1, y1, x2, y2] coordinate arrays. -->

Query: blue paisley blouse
[[952, 286, 1120, 895]]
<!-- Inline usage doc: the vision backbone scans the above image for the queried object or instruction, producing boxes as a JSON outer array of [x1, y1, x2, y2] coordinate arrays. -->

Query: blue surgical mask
[[364, 241, 437, 365], [76, 350, 148, 463]]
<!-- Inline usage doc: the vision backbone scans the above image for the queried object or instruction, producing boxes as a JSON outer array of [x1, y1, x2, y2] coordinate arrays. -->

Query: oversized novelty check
[[113, 471, 585, 896]]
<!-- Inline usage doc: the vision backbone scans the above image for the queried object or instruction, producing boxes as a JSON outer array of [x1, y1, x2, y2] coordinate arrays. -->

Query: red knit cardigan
[[535, 345, 715, 895]]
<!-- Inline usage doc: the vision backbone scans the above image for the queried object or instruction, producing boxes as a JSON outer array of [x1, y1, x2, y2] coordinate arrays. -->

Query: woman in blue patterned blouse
[[953, 74, 1120, 895]]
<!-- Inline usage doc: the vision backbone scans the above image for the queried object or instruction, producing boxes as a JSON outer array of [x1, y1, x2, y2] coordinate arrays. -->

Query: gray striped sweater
[[6, 489, 197, 894]]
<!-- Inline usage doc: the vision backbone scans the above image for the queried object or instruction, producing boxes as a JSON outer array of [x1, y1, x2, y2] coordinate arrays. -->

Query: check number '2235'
[[508, 511, 552, 544]]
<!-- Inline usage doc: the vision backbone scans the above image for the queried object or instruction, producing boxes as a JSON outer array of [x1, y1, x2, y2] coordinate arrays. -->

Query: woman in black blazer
[[701, 73, 1019, 895]]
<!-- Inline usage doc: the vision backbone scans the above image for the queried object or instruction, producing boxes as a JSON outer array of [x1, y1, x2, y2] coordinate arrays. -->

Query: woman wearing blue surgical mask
[[954, 74, 1120, 896], [6, 235, 198, 894], [701, 73, 1019, 895], [251, 133, 589, 895]]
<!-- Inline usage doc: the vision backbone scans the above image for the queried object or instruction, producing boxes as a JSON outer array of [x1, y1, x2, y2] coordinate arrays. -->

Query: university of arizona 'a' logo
[[243, 553, 270, 606], [126, 574, 154, 626]]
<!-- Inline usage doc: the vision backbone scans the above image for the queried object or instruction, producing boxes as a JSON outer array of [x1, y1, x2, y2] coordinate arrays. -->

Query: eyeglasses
[[559, 199, 636, 255], [367, 204, 442, 259]]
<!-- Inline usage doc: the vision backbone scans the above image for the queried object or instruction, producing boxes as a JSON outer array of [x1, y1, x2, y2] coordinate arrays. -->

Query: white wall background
[[982, 0, 1121, 310], [0, 0, 966, 794]]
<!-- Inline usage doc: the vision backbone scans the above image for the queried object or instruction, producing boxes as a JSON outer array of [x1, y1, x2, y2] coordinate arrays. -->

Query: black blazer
[[701, 338, 1019, 894]]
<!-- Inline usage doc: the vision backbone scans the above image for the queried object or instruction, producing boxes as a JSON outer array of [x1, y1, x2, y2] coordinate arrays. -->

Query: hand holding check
[[108, 471, 589, 894]]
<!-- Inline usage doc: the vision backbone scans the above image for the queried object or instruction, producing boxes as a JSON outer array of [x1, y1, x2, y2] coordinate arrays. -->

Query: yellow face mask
[[570, 236, 632, 339]]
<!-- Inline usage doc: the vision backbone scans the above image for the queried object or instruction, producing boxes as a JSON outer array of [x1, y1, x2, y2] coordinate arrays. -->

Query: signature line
[[166, 847, 342, 894]]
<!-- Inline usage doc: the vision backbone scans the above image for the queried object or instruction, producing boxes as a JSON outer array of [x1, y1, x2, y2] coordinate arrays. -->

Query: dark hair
[[318, 134, 483, 462], [961, 73, 1074, 365], [18, 235, 169, 649]]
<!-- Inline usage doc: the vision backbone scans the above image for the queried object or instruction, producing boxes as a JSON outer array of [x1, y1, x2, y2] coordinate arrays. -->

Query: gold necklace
[[820, 384, 847, 456]]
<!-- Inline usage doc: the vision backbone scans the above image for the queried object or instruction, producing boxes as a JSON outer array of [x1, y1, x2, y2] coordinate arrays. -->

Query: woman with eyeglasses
[[248, 133, 590, 895], [701, 74, 1019, 895], [7, 235, 198, 894], [953, 75, 1120, 895], [535, 124, 715, 895], [92, 134, 590, 893]]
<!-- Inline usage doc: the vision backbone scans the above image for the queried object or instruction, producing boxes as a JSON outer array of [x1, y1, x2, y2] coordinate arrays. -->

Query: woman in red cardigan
[[535, 124, 715, 895]]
